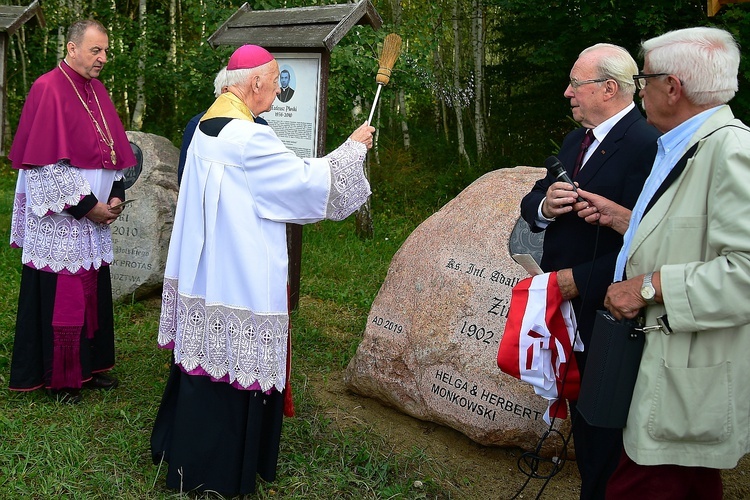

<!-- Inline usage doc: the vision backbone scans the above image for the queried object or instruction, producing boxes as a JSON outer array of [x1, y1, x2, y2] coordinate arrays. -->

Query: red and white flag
[[497, 272, 583, 424]]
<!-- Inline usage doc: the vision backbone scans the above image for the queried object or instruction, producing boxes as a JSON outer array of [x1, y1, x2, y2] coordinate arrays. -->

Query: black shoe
[[46, 388, 82, 404], [83, 373, 119, 391]]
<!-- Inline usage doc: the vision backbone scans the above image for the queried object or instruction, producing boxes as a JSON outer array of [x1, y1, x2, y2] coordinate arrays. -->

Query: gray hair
[[224, 68, 254, 88], [580, 43, 638, 96], [641, 27, 739, 106], [67, 19, 107, 45], [213, 67, 228, 97]]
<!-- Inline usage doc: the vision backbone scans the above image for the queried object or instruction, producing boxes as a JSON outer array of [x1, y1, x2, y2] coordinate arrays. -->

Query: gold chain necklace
[[58, 62, 117, 165]]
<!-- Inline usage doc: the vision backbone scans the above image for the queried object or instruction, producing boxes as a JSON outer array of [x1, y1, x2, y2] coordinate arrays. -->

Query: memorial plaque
[[123, 142, 143, 189], [345, 166, 570, 452], [111, 132, 179, 301]]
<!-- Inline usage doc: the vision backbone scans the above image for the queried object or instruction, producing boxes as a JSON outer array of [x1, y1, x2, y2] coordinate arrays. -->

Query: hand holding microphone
[[540, 156, 587, 219], [544, 156, 584, 202]]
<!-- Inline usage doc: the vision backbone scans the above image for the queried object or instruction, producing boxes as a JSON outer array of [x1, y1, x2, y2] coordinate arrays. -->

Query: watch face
[[641, 286, 656, 300]]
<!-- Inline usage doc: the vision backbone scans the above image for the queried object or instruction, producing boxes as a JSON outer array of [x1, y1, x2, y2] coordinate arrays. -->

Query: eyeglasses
[[633, 73, 669, 90], [569, 77, 608, 89]]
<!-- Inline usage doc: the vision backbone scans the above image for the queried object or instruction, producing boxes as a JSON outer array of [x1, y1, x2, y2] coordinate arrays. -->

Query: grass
[[0, 146, 471, 499]]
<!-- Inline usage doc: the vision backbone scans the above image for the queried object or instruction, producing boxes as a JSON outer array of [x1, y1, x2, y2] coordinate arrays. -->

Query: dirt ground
[[310, 372, 750, 500], [311, 372, 582, 500]]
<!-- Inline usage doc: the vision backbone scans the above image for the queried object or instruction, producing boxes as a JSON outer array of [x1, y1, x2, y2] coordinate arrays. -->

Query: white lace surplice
[[10, 160, 120, 274], [159, 120, 370, 392]]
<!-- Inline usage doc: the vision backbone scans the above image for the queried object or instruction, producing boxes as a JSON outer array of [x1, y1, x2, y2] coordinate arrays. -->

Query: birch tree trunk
[[354, 152, 373, 239], [433, 44, 450, 143], [6, 34, 16, 147], [200, 0, 206, 42], [452, 0, 471, 165], [169, 0, 177, 65], [398, 89, 410, 149], [391, 0, 410, 150], [17, 27, 27, 95], [130, 0, 147, 130], [108, 0, 130, 124], [170, 0, 178, 119], [472, 0, 486, 158], [57, 26, 65, 61], [41, 25, 48, 61], [355, 88, 374, 238]]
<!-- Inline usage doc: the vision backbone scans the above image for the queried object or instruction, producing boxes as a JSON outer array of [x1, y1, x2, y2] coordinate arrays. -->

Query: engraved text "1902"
[[460, 320, 497, 344]]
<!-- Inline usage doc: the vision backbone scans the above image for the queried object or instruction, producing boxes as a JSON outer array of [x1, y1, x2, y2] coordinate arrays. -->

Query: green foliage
[[327, 26, 384, 146], [8, 0, 750, 172]]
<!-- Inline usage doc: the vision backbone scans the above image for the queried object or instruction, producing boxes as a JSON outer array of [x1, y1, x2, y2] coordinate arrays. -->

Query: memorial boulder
[[345, 166, 567, 451], [110, 132, 179, 301]]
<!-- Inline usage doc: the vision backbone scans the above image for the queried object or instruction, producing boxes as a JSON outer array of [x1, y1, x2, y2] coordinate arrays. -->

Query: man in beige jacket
[[577, 27, 750, 499]]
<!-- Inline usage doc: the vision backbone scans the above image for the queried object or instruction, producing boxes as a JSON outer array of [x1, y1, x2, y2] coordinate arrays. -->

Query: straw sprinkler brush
[[367, 33, 402, 124]]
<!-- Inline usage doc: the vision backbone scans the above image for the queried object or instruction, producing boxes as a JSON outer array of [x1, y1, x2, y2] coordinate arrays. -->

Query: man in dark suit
[[520, 43, 660, 500], [278, 69, 295, 103]]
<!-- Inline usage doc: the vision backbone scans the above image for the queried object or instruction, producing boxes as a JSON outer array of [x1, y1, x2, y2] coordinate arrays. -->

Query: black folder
[[577, 310, 645, 428]]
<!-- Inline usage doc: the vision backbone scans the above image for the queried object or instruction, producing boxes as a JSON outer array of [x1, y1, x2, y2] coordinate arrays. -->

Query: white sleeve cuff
[[536, 199, 555, 228]]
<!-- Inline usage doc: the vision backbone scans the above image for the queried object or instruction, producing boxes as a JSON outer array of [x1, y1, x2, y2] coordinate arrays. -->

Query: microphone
[[544, 156, 584, 202]]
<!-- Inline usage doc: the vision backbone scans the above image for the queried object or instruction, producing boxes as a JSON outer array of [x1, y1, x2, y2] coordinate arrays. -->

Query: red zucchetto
[[227, 45, 274, 70]]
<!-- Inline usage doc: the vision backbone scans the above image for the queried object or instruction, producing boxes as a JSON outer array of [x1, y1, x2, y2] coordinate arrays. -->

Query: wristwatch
[[640, 272, 657, 305]]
